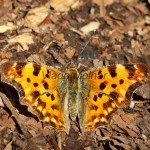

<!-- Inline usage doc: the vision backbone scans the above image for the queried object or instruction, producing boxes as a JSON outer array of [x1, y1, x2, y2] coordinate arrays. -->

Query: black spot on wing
[[98, 70, 102, 74], [103, 99, 114, 109], [43, 82, 49, 89], [51, 105, 58, 110], [37, 98, 42, 103], [91, 115, 96, 121], [95, 122, 101, 127], [43, 113, 51, 119], [51, 94, 55, 101], [111, 84, 117, 88], [38, 111, 50, 120], [99, 114, 105, 118], [124, 64, 135, 79], [27, 78, 31, 83], [98, 75, 103, 79], [99, 82, 106, 90], [98, 70, 103, 79], [108, 66, 117, 78], [98, 93, 103, 98], [87, 125, 92, 128], [90, 105, 98, 110], [93, 95, 97, 102], [49, 121, 56, 127], [37, 99, 46, 109], [94, 122, 103, 128], [38, 111, 44, 119], [110, 92, 119, 100], [45, 74, 50, 78], [32, 91, 40, 99], [45, 69, 51, 79], [15, 63, 26, 76], [33, 82, 38, 87], [54, 115, 58, 120], [46, 93, 50, 97], [103, 99, 117, 117], [33, 64, 41, 76], [119, 79, 124, 85]]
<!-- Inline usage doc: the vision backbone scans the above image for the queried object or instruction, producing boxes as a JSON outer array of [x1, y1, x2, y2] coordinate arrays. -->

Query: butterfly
[[0, 62, 149, 133]]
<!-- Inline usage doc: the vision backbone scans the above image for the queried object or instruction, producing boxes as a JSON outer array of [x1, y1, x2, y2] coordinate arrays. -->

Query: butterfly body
[[0, 62, 149, 133], [65, 68, 79, 122]]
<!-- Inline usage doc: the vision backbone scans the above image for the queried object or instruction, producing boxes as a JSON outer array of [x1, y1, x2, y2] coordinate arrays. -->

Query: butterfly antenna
[[79, 37, 91, 56], [79, 31, 98, 55]]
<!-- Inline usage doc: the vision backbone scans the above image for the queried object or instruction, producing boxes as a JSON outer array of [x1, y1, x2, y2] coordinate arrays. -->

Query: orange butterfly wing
[[79, 64, 149, 131], [0, 62, 70, 132]]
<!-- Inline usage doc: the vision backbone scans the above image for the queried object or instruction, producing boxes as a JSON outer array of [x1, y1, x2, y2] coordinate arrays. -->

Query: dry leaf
[[48, 0, 80, 12], [109, 30, 124, 41], [113, 114, 139, 137], [111, 139, 131, 149], [8, 33, 34, 51], [145, 16, 150, 24], [131, 39, 140, 49], [0, 109, 15, 130], [92, 0, 114, 6], [0, 96, 5, 107], [121, 0, 138, 5], [65, 47, 76, 59], [135, 83, 150, 99], [0, 22, 16, 33], [54, 33, 65, 41], [134, 3, 149, 14], [25, 6, 49, 31], [4, 141, 12, 150], [93, 59, 103, 68], [136, 27, 150, 36], [27, 54, 45, 64], [80, 21, 100, 35]]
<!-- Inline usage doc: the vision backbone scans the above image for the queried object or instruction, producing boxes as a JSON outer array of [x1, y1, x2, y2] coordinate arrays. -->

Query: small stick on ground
[[49, 135, 61, 150], [99, 0, 106, 17]]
